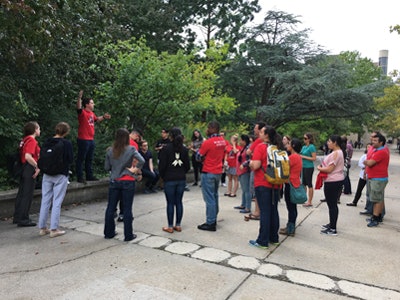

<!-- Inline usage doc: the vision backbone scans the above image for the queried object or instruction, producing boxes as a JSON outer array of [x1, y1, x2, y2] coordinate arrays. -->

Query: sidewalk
[[0, 148, 399, 299]]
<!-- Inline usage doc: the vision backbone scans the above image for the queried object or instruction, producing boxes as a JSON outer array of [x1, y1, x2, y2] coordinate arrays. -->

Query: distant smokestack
[[379, 50, 388, 75]]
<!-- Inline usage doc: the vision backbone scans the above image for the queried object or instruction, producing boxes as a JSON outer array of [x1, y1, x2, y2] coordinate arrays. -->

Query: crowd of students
[[13, 92, 389, 244]]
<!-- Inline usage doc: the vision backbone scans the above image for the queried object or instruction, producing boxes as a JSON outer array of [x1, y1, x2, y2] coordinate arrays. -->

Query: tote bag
[[289, 183, 307, 204]]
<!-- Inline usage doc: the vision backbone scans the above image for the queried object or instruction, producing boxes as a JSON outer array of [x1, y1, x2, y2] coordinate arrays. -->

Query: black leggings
[[324, 180, 344, 230]]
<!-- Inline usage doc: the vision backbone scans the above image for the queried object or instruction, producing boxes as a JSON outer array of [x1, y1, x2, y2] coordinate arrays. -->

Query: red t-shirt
[[129, 139, 138, 150], [366, 146, 389, 179], [199, 135, 226, 174], [252, 143, 280, 189], [20, 136, 40, 164], [226, 144, 241, 167], [249, 138, 262, 153], [77, 109, 98, 140], [289, 153, 302, 188]]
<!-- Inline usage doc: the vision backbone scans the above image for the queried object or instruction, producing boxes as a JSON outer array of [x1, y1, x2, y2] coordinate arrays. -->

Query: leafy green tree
[[184, 0, 261, 50], [374, 85, 400, 137], [96, 39, 236, 143], [219, 11, 389, 133]]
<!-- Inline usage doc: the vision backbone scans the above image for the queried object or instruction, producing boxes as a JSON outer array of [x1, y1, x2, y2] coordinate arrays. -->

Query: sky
[[256, 0, 400, 75]]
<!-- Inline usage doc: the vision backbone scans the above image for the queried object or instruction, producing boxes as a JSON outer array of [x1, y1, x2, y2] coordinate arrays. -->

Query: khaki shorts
[[368, 180, 388, 203]]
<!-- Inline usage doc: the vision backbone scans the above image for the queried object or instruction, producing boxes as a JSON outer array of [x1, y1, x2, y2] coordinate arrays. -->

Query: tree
[[219, 11, 389, 131], [96, 39, 236, 142], [184, 0, 261, 50], [374, 84, 400, 137]]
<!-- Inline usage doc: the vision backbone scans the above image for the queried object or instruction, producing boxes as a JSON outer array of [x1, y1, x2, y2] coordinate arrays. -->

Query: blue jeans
[[164, 180, 186, 227], [104, 180, 135, 241], [201, 173, 221, 224], [142, 168, 159, 188], [39, 174, 69, 230], [255, 186, 280, 247], [76, 138, 95, 180], [239, 172, 251, 210], [284, 183, 298, 224]]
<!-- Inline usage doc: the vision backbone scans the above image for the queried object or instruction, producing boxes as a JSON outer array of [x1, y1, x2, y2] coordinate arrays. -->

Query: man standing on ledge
[[196, 121, 226, 231], [76, 90, 111, 183]]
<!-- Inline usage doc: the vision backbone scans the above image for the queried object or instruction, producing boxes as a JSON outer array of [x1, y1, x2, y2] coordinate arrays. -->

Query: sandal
[[162, 227, 173, 233], [244, 213, 260, 221], [224, 193, 231, 196], [229, 194, 236, 197]]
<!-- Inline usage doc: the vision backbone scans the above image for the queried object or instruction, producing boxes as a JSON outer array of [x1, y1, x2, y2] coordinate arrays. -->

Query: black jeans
[[324, 180, 344, 230], [353, 178, 366, 204], [14, 163, 36, 224], [191, 154, 202, 183], [343, 168, 352, 194]]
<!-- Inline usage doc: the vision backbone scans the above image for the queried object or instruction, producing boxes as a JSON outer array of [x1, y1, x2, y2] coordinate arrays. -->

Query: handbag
[[289, 183, 307, 204]]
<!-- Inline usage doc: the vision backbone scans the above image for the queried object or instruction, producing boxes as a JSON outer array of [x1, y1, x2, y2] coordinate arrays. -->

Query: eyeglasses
[[303, 137, 308, 140]]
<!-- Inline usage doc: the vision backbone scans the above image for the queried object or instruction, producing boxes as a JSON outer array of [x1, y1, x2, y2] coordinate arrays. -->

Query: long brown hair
[[112, 128, 129, 158]]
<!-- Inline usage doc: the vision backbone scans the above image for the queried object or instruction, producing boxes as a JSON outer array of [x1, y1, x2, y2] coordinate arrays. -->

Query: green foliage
[[95, 39, 236, 145], [374, 84, 400, 137]]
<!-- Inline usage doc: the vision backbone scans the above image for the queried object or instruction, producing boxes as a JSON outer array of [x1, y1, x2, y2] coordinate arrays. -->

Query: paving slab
[[1, 147, 400, 299]]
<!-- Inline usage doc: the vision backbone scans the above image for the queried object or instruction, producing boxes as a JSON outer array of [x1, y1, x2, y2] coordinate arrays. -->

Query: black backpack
[[38, 138, 65, 175]]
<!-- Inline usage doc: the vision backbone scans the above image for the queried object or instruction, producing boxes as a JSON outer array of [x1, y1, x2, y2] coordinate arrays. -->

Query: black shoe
[[320, 199, 326, 202], [346, 202, 357, 207], [192, 182, 198, 186], [77, 178, 86, 184], [105, 232, 118, 239], [18, 222, 36, 227], [87, 177, 99, 181], [117, 216, 124, 222], [197, 223, 216, 231], [125, 234, 137, 242], [359, 210, 372, 215]]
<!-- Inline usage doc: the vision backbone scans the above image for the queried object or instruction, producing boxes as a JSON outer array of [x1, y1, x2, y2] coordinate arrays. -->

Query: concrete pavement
[[1, 147, 399, 299]]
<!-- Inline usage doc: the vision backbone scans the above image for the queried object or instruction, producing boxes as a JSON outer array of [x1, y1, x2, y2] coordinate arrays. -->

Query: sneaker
[[144, 188, 152, 194], [117, 216, 124, 222], [50, 230, 66, 238], [321, 223, 330, 230], [221, 183, 227, 187], [367, 219, 379, 227], [359, 210, 372, 215], [320, 228, 337, 235], [346, 202, 357, 206], [192, 182, 198, 186], [39, 229, 50, 236], [248, 240, 268, 249], [197, 223, 216, 231]]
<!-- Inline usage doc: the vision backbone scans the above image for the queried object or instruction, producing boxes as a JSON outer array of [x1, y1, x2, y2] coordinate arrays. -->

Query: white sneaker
[[221, 183, 227, 187], [39, 229, 50, 236], [50, 230, 66, 238]]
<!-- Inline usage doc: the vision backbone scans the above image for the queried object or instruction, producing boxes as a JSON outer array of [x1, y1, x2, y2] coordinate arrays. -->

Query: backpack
[[264, 144, 290, 185], [38, 138, 65, 175]]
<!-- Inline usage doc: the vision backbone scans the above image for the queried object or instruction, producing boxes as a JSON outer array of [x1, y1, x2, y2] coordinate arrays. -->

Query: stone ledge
[[0, 171, 194, 219]]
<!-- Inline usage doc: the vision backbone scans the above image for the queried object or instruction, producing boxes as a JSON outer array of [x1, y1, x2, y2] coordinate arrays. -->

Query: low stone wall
[[0, 179, 109, 219], [0, 172, 195, 219]]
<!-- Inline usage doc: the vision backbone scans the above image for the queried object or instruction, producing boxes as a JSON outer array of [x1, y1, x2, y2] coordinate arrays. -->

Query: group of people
[[12, 90, 390, 244]]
